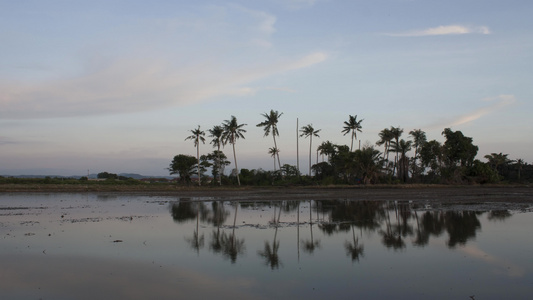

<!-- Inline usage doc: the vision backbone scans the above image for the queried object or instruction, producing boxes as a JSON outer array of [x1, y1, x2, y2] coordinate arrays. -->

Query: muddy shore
[[1, 184, 532, 203]]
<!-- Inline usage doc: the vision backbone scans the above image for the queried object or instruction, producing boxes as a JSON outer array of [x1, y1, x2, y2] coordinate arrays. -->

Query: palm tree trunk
[[232, 140, 240, 186], [309, 136, 312, 176], [351, 130, 355, 152], [273, 134, 281, 171], [217, 145, 222, 186], [196, 143, 201, 186]]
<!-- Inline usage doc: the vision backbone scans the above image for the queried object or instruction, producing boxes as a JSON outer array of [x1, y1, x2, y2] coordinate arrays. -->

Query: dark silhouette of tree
[[222, 116, 247, 186], [185, 125, 205, 186], [342, 114, 363, 151], [208, 125, 225, 185], [300, 124, 321, 176], [257, 110, 283, 171], [168, 154, 197, 185], [389, 126, 404, 177]]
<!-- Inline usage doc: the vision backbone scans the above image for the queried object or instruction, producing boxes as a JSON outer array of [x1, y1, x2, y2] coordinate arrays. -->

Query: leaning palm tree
[[208, 125, 225, 185], [268, 147, 280, 171], [222, 116, 247, 186], [300, 124, 321, 176], [185, 125, 205, 186], [342, 115, 363, 151]]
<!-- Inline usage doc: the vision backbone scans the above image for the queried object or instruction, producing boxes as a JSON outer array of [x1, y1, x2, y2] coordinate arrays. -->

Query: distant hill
[[1, 173, 174, 180]]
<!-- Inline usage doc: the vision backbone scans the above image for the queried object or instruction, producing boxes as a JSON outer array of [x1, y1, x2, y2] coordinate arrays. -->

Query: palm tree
[[300, 124, 321, 176], [257, 110, 283, 170], [409, 129, 427, 179], [389, 126, 404, 177], [185, 125, 205, 186], [268, 147, 280, 171], [222, 116, 247, 186], [342, 115, 363, 151], [376, 128, 394, 172], [317, 141, 335, 163], [389, 139, 412, 182], [208, 125, 225, 185]]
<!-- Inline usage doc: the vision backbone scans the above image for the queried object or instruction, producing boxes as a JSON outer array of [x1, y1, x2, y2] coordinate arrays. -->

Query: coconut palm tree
[[389, 139, 412, 182], [376, 128, 394, 172], [389, 126, 404, 177], [268, 147, 280, 171], [208, 125, 225, 185], [222, 116, 247, 186], [342, 115, 363, 151], [409, 129, 427, 179], [185, 125, 205, 186], [300, 124, 321, 176], [317, 141, 335, 163], [257, 110, 283, 170]]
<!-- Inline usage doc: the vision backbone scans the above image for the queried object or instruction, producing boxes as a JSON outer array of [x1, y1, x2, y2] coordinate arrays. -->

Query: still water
[[1, 193, 532, 299]]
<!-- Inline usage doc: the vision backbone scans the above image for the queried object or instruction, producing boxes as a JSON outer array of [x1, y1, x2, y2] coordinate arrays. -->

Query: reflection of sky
[[1, 194, 532, 299]]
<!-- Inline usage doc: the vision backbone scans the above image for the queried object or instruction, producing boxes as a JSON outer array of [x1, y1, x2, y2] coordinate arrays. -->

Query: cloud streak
[[386, 25, 491, 37], [0, 53, 327, 119], [428, 95, 515, 129]]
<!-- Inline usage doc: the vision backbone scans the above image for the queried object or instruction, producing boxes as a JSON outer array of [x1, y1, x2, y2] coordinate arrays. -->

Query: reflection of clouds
[[0, 255, 264, 300], [458, 245, 526, 277]]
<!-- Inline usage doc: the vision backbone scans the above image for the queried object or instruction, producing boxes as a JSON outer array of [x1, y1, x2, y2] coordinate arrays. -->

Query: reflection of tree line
[[170, 199, 511, 266]]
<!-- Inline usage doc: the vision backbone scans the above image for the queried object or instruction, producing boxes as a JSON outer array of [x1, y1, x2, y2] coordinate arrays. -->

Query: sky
[[1, 0, 532, 176]]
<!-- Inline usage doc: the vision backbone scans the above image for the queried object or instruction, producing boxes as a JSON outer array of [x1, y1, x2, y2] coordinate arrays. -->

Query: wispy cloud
[[386, 25, 491, 37], [0, 53, 327, 120], [428, 95, 515, 129]]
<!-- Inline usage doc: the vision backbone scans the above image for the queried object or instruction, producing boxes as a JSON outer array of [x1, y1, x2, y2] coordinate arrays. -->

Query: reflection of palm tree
[[259, 202, 283, 269], [380, 204, 405, 250], [412, 210, 429, 247], [301, 200, 321, 253], [185, 205, 205, 254], [344, 224, 364, 262]]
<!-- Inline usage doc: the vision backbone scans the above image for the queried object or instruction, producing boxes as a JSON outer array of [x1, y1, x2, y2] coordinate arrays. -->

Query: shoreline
[[1, 184, 532, 203]]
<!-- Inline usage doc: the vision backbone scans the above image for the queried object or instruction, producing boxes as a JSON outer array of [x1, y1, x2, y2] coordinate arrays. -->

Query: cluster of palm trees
[[185, 116, 246, 186], [181, 109, 527, 185], [184, 109, 367, 185]]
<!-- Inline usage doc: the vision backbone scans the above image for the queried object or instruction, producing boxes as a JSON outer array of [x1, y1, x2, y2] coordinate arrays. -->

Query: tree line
[[169, 109, 532, 186]]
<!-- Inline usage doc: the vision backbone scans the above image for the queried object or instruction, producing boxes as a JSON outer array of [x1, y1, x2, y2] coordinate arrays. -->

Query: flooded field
[[1, 193, 532, 299]]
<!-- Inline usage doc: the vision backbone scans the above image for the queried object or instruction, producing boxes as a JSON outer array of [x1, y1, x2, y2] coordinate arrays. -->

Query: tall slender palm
[[409, 129, 427, 178], [376, 128, 394, 166], [300, 124, 321, 176], [409, 129, 427, 159], [208, 125, 225, 185], [268, 147, 280, 171], [342, 115, 363, 151], [389, 126, 403, 177], [185, 125, 205, 186], [257, 110, 283, 170], [222, 116, 247, 186]]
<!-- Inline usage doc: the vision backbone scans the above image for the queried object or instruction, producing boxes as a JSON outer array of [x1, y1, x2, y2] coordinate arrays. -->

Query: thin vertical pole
[[296, 118, 299, 176]]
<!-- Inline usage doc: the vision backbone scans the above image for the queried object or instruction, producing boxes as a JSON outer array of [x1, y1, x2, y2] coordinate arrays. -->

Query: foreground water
[[1, 193, 532, 300]]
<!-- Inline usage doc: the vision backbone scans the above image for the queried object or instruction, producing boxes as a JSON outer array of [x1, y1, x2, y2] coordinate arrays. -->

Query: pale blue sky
[[1, 0, 532, 176]]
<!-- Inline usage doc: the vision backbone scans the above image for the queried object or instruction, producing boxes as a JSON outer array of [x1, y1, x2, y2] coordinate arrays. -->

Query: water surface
[[1, 193, 532, 299]]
